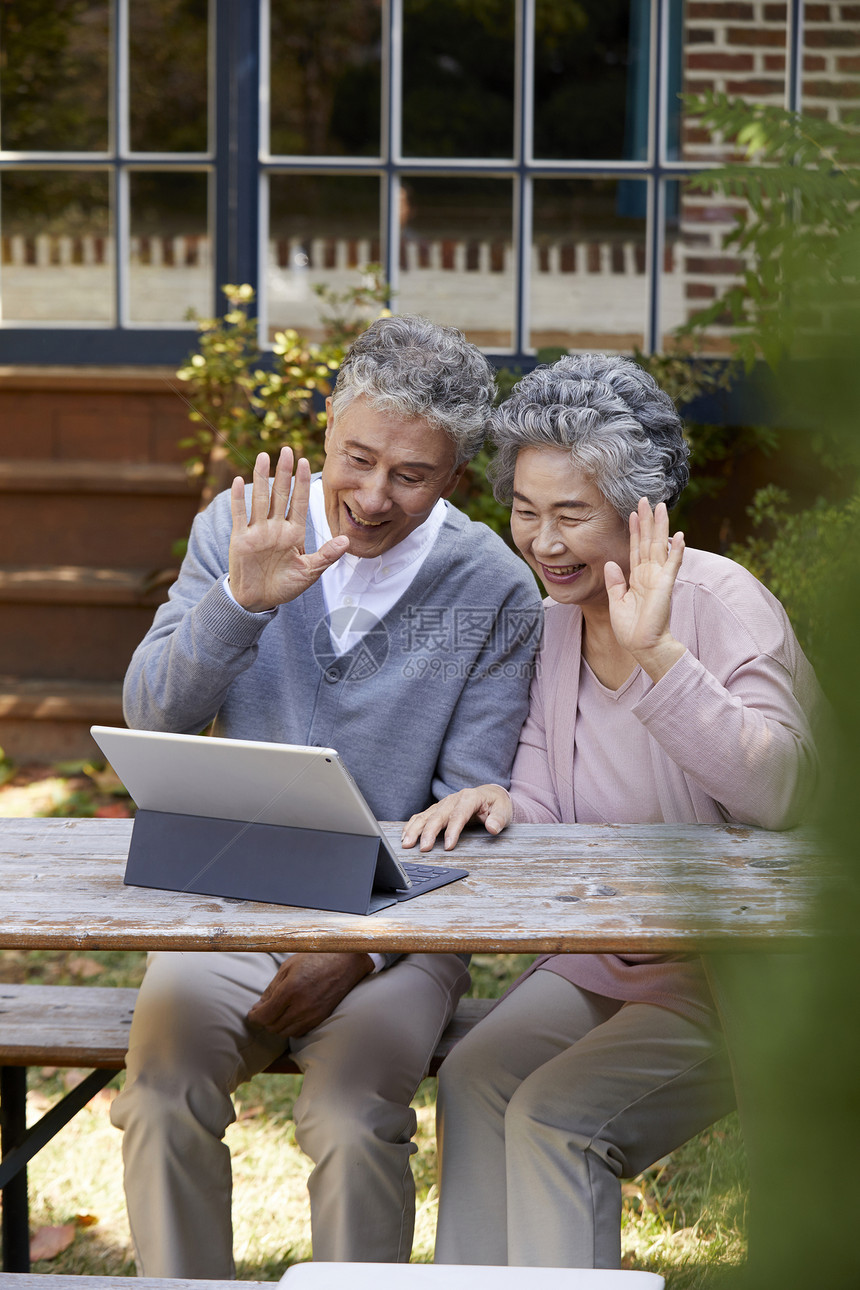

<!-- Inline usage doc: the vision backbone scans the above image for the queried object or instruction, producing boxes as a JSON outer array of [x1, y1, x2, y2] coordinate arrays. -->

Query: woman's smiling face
[[510, 445, 630, 611]]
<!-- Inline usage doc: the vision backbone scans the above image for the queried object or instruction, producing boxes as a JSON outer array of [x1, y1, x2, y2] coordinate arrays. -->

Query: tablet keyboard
[[401, 861, 458, 883], [393, 859, 469, 900]]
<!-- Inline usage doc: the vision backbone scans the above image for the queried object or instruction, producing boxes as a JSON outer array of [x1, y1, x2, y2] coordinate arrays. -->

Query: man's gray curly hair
[[489, 353, 690, 518], [331, 314, 496, 465]]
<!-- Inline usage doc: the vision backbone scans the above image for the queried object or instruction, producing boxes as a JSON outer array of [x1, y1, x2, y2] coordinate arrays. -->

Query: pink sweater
[[508, 546, 823, 1025]]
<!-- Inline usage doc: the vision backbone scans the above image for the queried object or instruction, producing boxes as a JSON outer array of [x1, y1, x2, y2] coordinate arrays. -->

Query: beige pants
[[110, 949, 470, 1276], [434, 970, 735, 1269]]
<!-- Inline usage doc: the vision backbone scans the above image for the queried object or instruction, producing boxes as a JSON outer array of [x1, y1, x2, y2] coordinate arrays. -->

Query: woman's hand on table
[[604, 497, 687, 683], [401, 785, 513, 852]]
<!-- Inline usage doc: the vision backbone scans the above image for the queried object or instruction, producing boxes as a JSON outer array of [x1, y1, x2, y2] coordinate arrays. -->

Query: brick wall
[[677, 3, 859, 337]]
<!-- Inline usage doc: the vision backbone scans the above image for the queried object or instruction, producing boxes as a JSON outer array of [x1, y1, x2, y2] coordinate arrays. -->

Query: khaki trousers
[[110, 949, 469, 1276], [434, 970, 735, 1269]]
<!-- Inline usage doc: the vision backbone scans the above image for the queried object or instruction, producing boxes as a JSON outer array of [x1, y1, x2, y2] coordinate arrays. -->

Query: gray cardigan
[[123, 485, 543, 822]]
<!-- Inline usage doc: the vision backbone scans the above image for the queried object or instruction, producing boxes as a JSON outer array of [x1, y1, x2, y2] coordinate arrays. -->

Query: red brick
[[727, 26, 788, 45], [685, 256, 746, 275], [764, 54, 787, 71], [837, 54, 860, 71], [805, 29, 860, 47], [805, 4, 833, 18], [686, 52, 755, 70], [726, 78, 786, 94], [681, 203, 746, 222], [803, 54, 828, 70], [685, 283, 717, 299], [804, 78, 860, 97], [682, 151, 725, 167], [682, 126, 713, 144], [763, 3, 787, 18], [683, 78, 717, 93], [687, 29, 716, 43], [840, 5, 860, 17], [687, 2, 755, 16]]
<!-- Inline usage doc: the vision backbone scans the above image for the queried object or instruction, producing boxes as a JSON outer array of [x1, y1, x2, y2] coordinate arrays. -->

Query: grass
[[0, 762, 749, 1284]]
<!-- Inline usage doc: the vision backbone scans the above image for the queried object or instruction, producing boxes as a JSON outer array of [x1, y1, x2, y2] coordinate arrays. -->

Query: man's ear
[[324, 397, 334, 448], [441, 459, 469, 500]]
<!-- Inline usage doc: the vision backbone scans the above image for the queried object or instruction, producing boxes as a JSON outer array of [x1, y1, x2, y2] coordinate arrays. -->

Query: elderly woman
[[401, 353, 821, 1269]]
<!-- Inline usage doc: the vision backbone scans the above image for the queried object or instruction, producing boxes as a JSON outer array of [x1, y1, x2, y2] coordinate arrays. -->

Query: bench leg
[[1, 1066, 116, 1272], [1, 1065, 30, 1273]]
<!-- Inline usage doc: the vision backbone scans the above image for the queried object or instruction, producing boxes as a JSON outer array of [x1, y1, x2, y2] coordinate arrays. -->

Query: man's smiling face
[[320, 394, 467, 558]]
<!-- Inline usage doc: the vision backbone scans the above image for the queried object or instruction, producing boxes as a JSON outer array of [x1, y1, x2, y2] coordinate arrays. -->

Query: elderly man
[[110, 314, 542, 1275]]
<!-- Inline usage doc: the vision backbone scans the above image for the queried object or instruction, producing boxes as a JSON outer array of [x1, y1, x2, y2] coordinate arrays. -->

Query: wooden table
[[0, 816, 824, 953], [0, 815, 827, 1274]]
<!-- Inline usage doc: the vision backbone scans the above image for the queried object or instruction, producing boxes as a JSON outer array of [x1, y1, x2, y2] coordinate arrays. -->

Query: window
[[0, 1, 844, 363], [0, 0, 213, 361]]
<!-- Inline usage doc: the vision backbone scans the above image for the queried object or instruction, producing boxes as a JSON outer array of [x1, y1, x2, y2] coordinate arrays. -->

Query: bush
[[176, 271, 388, 502]]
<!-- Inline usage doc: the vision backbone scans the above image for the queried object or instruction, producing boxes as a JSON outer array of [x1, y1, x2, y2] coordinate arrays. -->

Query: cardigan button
[[324, 666, 341, 683]]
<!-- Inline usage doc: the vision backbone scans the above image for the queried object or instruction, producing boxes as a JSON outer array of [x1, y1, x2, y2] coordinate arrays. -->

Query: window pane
[[676, 0, 786, 162], [661, 178, 741, 353], [269, 0, 382, 156], [0, 171, 113, 322], [531, 178, 647, 352], [534, 0, 647, 162], [128, 171, 210, 322], [267, 174, 381, 340], [130, 0, 209, 152], [0, 0, 110, 151], [398, 176, 514, 348], [402, 0, 515, 159]]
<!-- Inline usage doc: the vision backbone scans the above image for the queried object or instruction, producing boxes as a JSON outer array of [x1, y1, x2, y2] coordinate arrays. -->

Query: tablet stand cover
[[125, 809, 397, 914]]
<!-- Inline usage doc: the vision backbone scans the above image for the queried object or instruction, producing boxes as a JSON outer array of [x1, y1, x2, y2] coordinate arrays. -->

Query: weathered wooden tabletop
[[0, 817, 824, 954], [0, 816, 824, 954]]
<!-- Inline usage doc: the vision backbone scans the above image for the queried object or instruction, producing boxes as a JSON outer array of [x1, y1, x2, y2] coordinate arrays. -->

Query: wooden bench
[[0, 984, 492, 1274]]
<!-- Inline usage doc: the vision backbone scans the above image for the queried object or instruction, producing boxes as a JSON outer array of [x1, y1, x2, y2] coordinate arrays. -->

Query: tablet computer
[[90, 726, 468, 913]]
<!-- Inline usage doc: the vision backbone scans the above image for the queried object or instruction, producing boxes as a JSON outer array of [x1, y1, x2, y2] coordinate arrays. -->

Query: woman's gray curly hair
[[490, 353, 690, 518], [332, 314, 496, 464]]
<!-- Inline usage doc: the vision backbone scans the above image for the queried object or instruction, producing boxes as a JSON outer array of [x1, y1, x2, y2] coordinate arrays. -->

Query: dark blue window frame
[[0, 0, 808, 369]]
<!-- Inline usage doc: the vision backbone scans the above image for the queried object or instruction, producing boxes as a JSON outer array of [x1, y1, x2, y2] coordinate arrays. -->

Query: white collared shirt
[[224, 477, 447, 647], [307, 477, 447, 656]]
